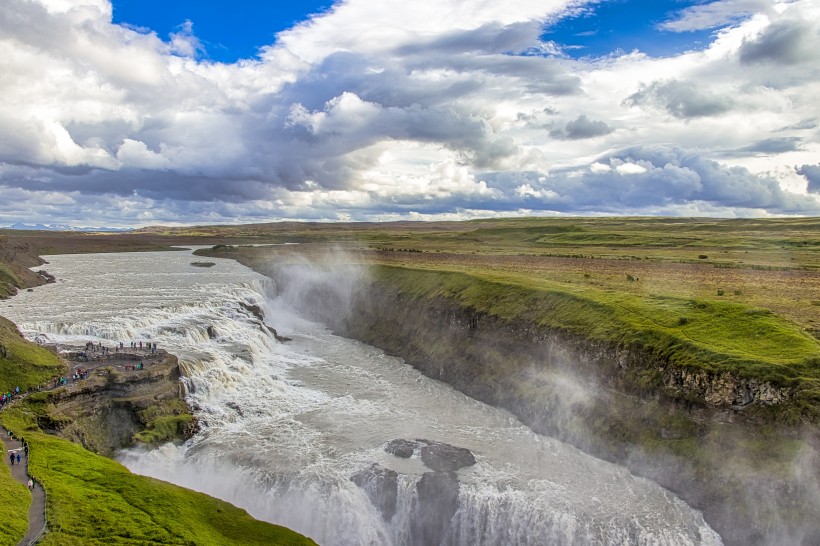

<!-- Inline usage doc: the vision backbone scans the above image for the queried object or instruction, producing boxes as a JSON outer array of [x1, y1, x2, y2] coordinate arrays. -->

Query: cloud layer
[[1, 0, 818, 225]]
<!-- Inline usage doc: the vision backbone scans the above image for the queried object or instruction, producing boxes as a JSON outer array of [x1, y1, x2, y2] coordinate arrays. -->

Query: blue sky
[[1, 0, 818, 226], [112, 0, 334, 62], [112, 1, 724, 62], [544, 0, 719, 58]]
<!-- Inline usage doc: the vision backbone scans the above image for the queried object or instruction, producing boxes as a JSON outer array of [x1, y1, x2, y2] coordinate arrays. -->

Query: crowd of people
[[0, 386, 21, 408], [1, 337, 162, 407]]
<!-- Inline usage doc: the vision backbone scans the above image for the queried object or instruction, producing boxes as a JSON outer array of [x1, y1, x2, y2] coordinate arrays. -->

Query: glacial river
[[0, 250, 722, 545]]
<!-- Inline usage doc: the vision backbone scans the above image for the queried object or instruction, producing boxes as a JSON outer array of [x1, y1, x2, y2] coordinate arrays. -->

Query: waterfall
[[0, 250, 722, 546]]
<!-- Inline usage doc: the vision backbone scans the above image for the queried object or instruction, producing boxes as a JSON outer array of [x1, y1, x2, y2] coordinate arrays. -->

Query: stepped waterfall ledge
[[0, 249, 724, 545]]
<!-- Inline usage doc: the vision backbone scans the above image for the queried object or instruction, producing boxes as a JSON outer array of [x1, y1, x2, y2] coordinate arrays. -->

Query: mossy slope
[[0, 316, 65, 395]]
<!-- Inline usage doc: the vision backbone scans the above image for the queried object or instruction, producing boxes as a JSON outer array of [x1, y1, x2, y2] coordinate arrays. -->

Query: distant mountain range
[[3, 223, 132, 232]]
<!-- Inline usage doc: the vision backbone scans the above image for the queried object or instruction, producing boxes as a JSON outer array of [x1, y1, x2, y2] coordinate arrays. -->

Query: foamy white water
[[0, 250, 722, 546]]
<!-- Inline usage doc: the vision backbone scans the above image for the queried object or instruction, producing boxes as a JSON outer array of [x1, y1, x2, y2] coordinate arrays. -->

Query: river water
[[0, 250, 722, 545]]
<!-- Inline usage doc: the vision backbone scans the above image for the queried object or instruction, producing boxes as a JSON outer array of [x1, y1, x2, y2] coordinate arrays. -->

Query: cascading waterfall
[[0, 250, 723, 546]]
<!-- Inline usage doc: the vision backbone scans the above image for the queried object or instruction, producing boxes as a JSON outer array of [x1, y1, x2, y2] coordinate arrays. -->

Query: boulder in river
[[384, 438, 476, 472], [384, 438, 419, 458]]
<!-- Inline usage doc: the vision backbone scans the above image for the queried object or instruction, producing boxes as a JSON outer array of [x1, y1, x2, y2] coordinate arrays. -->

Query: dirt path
[[1, 424, 46, 546]]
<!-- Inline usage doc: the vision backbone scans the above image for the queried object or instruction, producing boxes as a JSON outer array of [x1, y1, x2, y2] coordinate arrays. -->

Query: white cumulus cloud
[[0, 0, 818, 226]]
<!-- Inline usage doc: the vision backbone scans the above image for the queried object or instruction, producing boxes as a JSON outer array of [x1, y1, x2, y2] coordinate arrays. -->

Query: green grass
[[371, 265, 820, 396], [1, 408, 315, 546], [0, 316, 65, 394], [133, 413, 195, 444], [0, 261, 21, 299], [0, 437, 30, 546]]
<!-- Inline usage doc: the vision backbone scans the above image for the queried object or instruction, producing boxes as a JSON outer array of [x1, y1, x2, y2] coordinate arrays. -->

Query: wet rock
[[262, 324, 291, 343], [420, 440, 476, 472], [385, 438, 420, 458], [239, 302, 265, 322], [225, 401, 244, 417], [206, 326, 218, 339], [411, 471, 459, 545], [36, 270, 56, 283], [351, 464, 398, 521], [385, 438, 476, 472]]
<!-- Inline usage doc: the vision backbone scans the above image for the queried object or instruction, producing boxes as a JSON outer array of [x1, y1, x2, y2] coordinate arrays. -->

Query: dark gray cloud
[[727, 136, 803, 156], [739, 19, 817, 65], [624, 79, 733, 119], [777, 118, 817, 131], [797, 164, 820, 193], [549, 115, 613, 140], [397, 21, 542, 56], [477, 145, 818, 214]]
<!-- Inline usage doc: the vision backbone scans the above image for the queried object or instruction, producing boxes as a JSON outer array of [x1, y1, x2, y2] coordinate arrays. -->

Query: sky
[[1, 0, 819, 227]]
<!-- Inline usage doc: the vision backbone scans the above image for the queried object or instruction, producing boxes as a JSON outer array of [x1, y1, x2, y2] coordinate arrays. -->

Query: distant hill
[[4, 223, 132, 232]]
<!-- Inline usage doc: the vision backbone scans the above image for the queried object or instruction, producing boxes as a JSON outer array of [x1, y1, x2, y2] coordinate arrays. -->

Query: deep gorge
[[255, 258, 820, 546]]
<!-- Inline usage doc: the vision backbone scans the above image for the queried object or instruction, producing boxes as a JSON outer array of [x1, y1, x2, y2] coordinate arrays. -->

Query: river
[[0, 249, 722, 545]]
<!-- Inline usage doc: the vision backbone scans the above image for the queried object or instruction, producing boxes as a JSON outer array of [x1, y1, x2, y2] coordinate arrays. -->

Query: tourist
[[16, 453, 20, 464], [9, 452, 14, 466], [27, 478, 33, 491]]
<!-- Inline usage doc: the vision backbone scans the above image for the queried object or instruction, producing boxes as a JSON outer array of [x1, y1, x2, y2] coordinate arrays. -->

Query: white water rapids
[[0, 250, 722, 545]]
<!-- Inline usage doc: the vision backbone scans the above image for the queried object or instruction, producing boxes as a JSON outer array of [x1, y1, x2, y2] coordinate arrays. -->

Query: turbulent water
[[0, 250, 722, 545]]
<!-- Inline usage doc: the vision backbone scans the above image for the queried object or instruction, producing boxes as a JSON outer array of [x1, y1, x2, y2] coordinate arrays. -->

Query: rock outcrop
[[411, 471, 459, 545], [34, 351, 195, 456], [385, 438, 476, 472], [665, 368, 792, 407]]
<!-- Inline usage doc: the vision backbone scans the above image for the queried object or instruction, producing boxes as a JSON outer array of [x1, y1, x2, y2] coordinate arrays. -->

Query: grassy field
[[2, 407, 314, 546], [0, 316, 65, 394], [367, 265, 820, 410]]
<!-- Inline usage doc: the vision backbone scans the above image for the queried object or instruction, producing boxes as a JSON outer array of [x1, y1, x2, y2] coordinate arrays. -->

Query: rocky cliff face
[[33, 353, 195, 456], [665, 368, 793, 407]]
